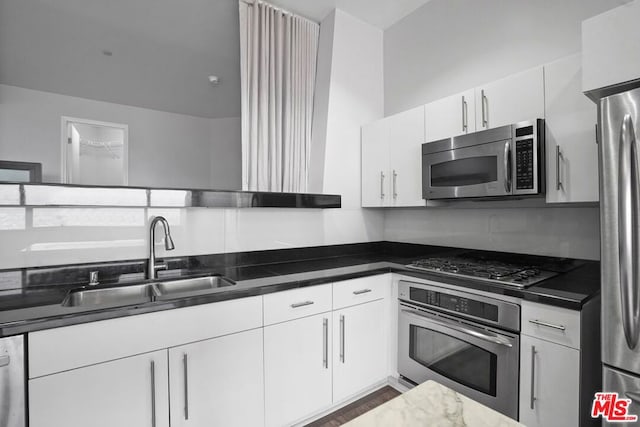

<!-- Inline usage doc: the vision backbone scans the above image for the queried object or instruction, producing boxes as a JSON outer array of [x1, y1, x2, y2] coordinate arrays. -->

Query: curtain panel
[[239, 0, 319, 192]]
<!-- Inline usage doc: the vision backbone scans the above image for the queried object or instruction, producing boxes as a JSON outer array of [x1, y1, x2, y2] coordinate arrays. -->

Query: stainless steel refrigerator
[[600, 85, 640, 417]]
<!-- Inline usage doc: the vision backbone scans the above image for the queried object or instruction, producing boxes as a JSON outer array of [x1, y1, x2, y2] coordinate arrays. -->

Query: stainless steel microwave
[[422, 119, 544, 200]]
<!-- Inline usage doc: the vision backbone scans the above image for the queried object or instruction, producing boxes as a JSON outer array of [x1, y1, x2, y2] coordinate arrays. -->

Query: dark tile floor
[[305, 386, 401, 427]]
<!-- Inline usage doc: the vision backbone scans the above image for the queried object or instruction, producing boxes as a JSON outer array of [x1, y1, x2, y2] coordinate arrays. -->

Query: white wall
[[0, 206, 384, 270], [0, 9, 386, 270], [384, 207, 600, 260], [0, 84, 241, 190], [312, 9, 384, 207], [384, 0, 629, 115]]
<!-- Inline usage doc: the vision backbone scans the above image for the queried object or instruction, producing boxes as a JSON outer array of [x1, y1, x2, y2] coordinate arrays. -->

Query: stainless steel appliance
[[398, 280, 520, 418], [406, 254, 559, 288], [600, 85, 640, 418], [0, 335, 25, 427], [422, 119, 544, 200]]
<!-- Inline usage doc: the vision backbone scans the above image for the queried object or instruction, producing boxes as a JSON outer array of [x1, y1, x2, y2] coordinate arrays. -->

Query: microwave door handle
[[504, 141, 512, 193], [401, 308, 513, 348], [619, 113, 640, 350]]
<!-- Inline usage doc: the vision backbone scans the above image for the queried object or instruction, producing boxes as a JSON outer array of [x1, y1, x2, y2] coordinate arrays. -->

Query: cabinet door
[[519, 335, 580, 427], [582, 1, 640, 94], [476, 67, 545, 130], [264, 313, 332, 427], [169, 328, 264, 427], [545, 54, 599, 203], [425, 89, 476, 141], [333, 299, 388, 403], [361, 119, 390, 207], [388, 106, 426, 207], [29, 350, 169, 427]]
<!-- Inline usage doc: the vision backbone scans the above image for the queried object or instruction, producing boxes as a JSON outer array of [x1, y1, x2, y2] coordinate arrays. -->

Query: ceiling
[[271, 0, 433, 29], [0, 0, 429, 119]]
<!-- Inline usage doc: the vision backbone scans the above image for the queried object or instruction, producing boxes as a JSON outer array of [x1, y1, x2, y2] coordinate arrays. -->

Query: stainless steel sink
[[61, 275, 236, 307], [153, 275, 236, 299], [62, 284, 155, 308]]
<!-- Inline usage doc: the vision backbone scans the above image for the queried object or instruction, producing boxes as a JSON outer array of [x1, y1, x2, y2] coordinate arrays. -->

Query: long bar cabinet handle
[[322, 318, 328, 369], [183, 353, 189, 420], [150, 360, 157, 427], [530, 346, 537, 410], [340, 315, 345, 363], [528, 319, 566, 331]]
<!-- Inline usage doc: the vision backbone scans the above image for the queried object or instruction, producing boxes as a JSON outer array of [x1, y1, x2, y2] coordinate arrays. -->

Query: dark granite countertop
[[0, 242, 600, 337]]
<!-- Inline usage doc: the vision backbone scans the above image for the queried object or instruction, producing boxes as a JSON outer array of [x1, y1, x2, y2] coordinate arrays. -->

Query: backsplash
[[0, 207, 384, 270], [384, 206, 600, 260]]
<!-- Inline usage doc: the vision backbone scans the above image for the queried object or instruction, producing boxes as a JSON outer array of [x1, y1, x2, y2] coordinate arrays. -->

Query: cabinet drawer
[[332, 274, 389, 310], [521, 300, 581, 349], [263, 284, 332, 326]]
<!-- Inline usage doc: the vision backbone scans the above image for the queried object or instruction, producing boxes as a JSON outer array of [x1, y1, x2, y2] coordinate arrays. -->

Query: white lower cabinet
[[29, 349, 169, 427], [333, 299, 388, 403], [519, 335, 580, 427], [168, 328, 264, 427], [264, 313, 333, 427]]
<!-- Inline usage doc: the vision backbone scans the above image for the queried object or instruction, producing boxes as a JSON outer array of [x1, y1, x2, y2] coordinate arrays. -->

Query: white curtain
[[239, 0, 319, 192]]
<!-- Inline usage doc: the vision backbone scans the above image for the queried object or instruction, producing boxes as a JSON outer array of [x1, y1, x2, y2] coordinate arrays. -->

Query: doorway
[[61, 117, 129, 186]]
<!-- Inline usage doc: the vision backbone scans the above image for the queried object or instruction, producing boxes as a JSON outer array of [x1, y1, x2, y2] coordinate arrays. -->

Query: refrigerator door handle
[[618, 113, 640, 350]]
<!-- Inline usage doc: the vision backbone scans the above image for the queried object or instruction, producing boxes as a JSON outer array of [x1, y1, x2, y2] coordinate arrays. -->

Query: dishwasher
[[0, 335, 25, 427]]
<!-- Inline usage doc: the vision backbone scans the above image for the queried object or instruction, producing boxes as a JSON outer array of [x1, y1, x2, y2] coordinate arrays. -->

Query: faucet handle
[[89, 271, 100, 286]]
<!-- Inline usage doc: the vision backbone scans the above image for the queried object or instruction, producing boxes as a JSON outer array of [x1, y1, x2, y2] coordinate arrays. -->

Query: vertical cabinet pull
[[462, 95, 468, 132], [530, 345, 537, 410], [392, 170, 398, 199], [150, 360, 157, 427], [339, 315, 345, 363], [380, 171, 385, 199], [481, 89, 488, 128], [322, 318, 328, 369], [556, 145, 563, 191], [183, 353, 189, 420]]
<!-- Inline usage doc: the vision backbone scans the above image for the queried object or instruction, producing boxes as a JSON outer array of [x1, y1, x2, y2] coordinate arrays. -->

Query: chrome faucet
[[148, 216, 175, 279]]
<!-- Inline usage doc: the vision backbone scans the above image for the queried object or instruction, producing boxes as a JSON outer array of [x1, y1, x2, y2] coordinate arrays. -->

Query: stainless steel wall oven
[[398, 280, 520, 419]]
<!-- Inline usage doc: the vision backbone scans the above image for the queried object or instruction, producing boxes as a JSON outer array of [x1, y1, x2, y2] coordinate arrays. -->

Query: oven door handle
[[401, 308, 513, 348]]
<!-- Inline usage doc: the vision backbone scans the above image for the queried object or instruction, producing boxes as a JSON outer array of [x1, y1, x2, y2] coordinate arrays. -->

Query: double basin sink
[[62, 275, 236, 308]]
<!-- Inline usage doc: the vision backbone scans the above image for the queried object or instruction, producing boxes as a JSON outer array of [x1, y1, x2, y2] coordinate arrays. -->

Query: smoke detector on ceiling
[[208, 75, 220, 86]]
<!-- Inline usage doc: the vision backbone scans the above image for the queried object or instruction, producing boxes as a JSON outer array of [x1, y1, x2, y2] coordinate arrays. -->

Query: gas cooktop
[[405, 254, 560, 288]]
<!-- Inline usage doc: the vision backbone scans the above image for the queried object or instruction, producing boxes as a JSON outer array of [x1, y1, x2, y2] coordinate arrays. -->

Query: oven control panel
[[398, 280, 521, 332], [403, 287, 499, 322]]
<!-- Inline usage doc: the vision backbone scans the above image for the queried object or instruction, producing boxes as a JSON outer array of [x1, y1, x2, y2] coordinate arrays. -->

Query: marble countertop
[[345, 381, 524, 427]]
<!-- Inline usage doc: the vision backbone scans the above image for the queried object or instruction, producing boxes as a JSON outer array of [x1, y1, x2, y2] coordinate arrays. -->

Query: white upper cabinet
[[361, 118, 390, 207], [544, 54, 599, 203], [425, 89, 476, 142], [361, 106, 426, 208], [583, 1, 640, 95], [475, 67, 545, 130], [388, 106, 427, 207]]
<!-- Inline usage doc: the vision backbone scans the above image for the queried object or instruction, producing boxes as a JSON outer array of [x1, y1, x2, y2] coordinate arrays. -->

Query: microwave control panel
[[515, 139, 535, 190]]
